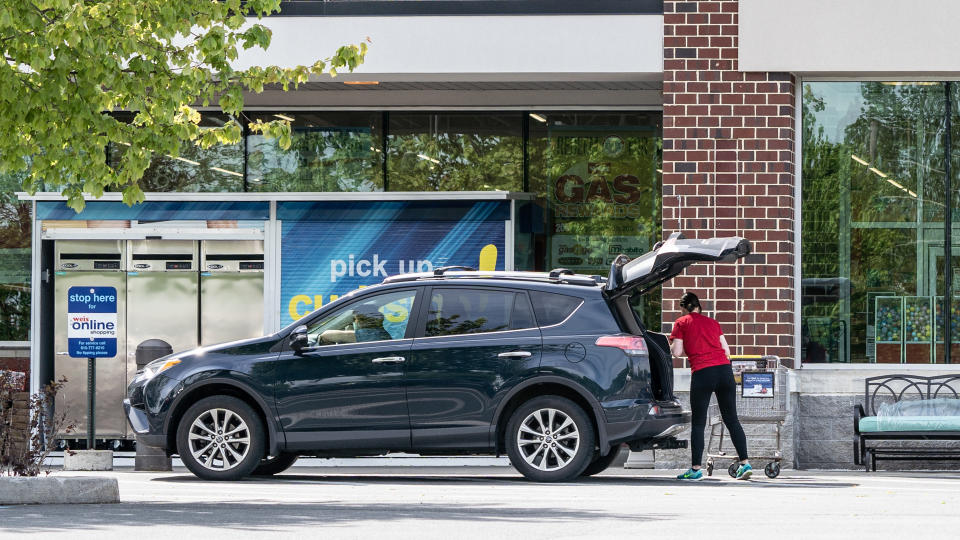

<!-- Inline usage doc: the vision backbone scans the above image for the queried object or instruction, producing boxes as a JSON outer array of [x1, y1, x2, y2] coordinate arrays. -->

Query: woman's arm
[[719, 334, 731, 358], [670, 337, 684, 357]]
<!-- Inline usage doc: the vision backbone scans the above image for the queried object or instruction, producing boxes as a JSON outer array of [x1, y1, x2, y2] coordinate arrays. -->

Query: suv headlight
[[133, 359, 182, 384]]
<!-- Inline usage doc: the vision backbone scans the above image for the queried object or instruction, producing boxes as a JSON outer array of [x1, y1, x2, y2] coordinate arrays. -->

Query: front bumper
[[124, 373, 182, 451], [123, 399, 167, 448]]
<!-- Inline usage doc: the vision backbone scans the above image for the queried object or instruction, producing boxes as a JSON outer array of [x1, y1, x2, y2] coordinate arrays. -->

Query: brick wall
[[0, 356, 29, 391], [661, 0, 796, 365]]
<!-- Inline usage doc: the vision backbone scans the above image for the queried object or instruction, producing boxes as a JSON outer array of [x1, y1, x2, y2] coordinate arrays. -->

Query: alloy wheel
[[188, 408, 251, 471], [515, 407, 580, 471]]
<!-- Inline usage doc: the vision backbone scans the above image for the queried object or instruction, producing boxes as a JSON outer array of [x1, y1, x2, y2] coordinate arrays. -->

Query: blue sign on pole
[[67, 286, 118, 358]]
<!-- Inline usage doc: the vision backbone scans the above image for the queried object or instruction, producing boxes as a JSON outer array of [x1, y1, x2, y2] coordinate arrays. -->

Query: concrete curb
[[63, 450, 114, 471], [0, 476, 119, 505]]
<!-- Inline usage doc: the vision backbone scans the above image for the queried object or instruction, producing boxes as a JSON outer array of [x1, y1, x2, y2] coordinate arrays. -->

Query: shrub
[[0, 372, 74, 476]]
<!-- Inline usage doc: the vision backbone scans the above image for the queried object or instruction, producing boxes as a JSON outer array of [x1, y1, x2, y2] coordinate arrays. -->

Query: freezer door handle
[[371, 356, 405, 364], [498, 351, 532, 358]]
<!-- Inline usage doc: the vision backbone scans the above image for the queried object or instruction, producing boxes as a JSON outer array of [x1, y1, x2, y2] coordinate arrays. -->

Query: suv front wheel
[[506, 396, 595, 482], [176, 396, 266, 481]]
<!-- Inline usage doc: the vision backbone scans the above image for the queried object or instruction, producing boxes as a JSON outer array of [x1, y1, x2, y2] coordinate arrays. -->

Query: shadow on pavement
[[0, 501, 667, 533], [151, 472, 857, 489]]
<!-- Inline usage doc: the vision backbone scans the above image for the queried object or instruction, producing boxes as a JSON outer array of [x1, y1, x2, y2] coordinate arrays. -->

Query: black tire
[[580, 446, 622, 477], [764, 462, 781, 479], [727, 462, 738, 478], [252, 453, 299, 476], [506, 395, 596, 482], [176, 395, 266, 481]]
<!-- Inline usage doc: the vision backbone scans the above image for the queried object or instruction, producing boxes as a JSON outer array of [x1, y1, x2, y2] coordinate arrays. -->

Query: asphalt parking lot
[[3, 460, 959, 539]]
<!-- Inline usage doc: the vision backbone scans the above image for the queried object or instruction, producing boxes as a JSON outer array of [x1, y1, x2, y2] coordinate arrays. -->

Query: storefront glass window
[[802, 82, 959, 363], [246, 112, 383, 192], [0, 169, 31, 341], [386, 113, 522, 192], [527, 112, 662, 329], [109, 113, 245, 192]]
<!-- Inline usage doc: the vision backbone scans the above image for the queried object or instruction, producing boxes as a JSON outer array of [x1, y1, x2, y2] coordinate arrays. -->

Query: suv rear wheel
[[176, 395, 265, 481], [506, 396, 595, 482]]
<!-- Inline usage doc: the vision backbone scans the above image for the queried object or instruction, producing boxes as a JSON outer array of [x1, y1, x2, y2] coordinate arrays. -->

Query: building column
[[661, 0, 796, 365]]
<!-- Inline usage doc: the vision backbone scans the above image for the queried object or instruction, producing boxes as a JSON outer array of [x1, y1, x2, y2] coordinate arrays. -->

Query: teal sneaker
[[676, 468, 703, 481], [735, 463, 753, 480]]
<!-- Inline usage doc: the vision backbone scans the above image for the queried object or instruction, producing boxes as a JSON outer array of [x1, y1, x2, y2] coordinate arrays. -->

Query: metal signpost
[[67, 286, 118, 449]]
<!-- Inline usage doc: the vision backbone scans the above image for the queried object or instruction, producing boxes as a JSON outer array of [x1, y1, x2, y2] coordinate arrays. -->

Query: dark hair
[[680, 292, 701, 313]]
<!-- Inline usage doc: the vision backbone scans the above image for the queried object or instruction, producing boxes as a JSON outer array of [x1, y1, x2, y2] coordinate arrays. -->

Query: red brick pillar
[[661, 0, 796, 365]]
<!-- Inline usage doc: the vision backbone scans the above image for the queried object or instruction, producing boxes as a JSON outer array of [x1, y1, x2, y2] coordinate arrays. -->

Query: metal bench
[[854, 374, 960, 471]]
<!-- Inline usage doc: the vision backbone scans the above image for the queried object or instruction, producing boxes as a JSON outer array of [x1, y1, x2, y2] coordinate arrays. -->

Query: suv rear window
[[425, 288, 534, 337], [529, 291, 583, 326]]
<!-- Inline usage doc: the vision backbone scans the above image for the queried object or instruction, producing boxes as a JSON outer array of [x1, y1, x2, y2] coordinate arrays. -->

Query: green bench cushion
[[859, 416, 960, 432]]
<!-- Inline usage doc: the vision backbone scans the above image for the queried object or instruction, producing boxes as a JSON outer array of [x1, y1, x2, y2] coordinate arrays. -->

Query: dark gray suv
[[125, 233, 749, 482]]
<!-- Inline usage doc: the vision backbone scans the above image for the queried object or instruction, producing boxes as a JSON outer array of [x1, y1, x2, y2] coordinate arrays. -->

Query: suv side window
[[425, 288, 535, 337], [529, 291, 583, 327], [306, 290, 416, 345]]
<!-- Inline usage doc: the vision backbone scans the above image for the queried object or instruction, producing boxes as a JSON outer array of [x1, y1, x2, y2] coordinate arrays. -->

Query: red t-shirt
[[669, 312, 729, 372]]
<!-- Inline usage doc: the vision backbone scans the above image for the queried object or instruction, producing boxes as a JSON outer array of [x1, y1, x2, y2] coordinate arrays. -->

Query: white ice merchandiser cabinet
[[125, 239, 201, 359], [53, 240, 129, 443], [199, 240, 265, 346]]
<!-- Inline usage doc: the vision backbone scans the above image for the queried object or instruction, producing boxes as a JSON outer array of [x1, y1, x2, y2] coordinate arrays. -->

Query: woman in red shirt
[[669, 292, 751, 481]]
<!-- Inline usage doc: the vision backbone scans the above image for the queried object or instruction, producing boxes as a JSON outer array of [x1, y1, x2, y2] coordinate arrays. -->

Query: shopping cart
[[705, 355, 788, 479]]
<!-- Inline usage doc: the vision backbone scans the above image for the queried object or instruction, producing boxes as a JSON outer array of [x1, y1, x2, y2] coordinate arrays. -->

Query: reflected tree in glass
[[247, 127, 382, 192], [802, 82, 948, 363], [0, 169, 30, 340], [387, 113, 522, 192], [108, 113, 244, 192]]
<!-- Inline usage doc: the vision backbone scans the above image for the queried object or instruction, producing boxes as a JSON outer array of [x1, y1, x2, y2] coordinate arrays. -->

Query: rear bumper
[[604, 401, 691, 447]]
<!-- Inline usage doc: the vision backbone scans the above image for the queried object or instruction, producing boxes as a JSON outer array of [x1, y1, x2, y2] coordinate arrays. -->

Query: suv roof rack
[[382, 270, 604, 287], [433, 265, 476, 276]]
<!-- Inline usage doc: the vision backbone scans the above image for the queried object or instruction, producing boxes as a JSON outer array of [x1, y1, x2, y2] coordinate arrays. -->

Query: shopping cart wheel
[[727, 463, 738, 478], [764, 462, 781, 479], [706, 460, 714, 476]]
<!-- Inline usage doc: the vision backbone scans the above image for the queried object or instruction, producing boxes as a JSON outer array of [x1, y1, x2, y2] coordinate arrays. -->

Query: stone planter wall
[[1, 390, 31, 460]]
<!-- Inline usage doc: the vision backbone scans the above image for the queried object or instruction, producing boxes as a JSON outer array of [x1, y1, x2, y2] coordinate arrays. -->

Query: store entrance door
[[927, 245, 960, 297], [926, 244, 960, 363]]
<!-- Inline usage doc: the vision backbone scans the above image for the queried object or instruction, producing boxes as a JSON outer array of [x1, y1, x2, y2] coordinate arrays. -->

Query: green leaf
[[0, 0, 367, 210]]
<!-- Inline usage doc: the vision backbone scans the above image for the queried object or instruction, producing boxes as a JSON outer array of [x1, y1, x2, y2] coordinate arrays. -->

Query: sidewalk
[[4, 463, 958, 539]]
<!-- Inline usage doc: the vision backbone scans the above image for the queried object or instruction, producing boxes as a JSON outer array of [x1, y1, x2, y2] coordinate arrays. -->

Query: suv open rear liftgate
[[604, 232, 751, 451]]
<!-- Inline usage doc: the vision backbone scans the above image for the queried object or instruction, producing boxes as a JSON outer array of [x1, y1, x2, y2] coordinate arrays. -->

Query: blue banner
[[281, 202, 507, 325], [67, 286, 118, 358], [38, 201, 269, 221]]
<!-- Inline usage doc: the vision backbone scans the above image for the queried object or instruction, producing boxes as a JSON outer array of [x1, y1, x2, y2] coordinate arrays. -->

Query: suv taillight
[[595, 335, 648, 355]]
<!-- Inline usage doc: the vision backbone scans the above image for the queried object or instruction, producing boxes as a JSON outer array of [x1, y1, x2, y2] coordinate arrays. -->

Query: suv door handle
[[372, 356, 406, 364], [498, 351, 532, 359]]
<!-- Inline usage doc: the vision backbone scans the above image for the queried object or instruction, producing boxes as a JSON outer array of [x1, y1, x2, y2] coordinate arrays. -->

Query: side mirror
[[290, 325, 309, 354]]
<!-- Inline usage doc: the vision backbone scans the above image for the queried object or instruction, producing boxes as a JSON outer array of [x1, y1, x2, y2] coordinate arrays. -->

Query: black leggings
[[690, 364, 748, 466]]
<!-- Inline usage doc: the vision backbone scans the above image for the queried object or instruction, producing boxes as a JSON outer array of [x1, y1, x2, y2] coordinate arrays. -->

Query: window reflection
[[802, 82, 955, 363], [387, 113, 522, 191], [246, 112, 383, 192], [425, 289, 518, 337], [108, 113, 244, 192], [526, 111, 662, 329], [0, 169, 30, 340]]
